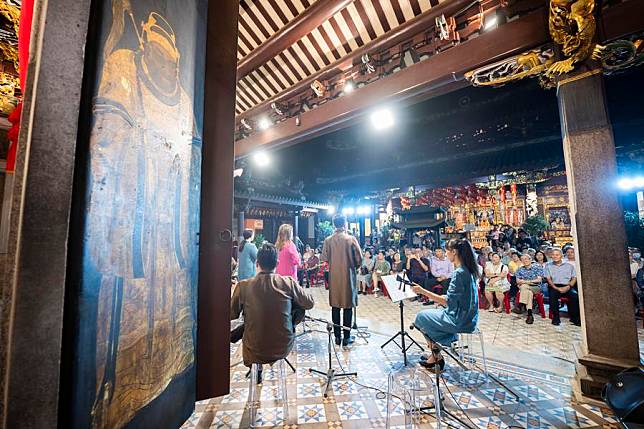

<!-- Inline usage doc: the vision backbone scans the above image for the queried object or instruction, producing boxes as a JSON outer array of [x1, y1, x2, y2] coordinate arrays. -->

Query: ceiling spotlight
[[233, 168, 244, 178], [344, 81, 354, 94], [258, 117, 272, 130], [327, 205, 336, 215], [253, 151, 270, 167], [370, 108, 394, 130]]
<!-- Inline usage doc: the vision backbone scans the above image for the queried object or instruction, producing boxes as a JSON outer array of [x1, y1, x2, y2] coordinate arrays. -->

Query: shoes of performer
[[551, 319, 560, 326], [335, 337, 342, 346], [342, 336, 355, 347], [570, 319, 581, 326], [422, 300, 435, 306], [419, 357, 445, 371], [526, 313, 534, 324]]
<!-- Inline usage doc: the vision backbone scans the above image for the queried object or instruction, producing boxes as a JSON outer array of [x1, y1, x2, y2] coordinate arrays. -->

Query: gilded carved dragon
[[547, 0, 602, 75]]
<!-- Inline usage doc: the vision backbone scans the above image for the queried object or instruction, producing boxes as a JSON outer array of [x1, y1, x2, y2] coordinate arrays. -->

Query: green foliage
[[316, 221, 334, 246], [522, 215, 549, 237], [624, 211, 644, 250], [253, 233, 265, 248]]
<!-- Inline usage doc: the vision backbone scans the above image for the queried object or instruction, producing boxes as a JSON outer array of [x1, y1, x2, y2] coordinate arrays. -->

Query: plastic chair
[[385, 371, 420, 429], [455, 328, 488, 383], [515, 291, 546, 318], [503, 291, 511, 314], [248, 360, 289, 428]]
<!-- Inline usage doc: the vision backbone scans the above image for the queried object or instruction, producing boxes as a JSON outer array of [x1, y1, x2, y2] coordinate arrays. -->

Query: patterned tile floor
[[183, 287, 644, 429]]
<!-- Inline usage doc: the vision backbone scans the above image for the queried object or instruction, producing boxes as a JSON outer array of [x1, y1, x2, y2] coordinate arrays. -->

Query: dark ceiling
[[239, 66, 644, 202]]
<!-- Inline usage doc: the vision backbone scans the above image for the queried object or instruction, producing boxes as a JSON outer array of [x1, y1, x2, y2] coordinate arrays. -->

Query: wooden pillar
[[197, 0, 239, 400], [293, 211, 300, 240], [556, 70, 640, 399]]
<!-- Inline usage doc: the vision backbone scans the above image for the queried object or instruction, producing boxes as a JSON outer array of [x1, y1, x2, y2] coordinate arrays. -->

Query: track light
[[258, 117, 271, 130], [484, 15, 498, 30]]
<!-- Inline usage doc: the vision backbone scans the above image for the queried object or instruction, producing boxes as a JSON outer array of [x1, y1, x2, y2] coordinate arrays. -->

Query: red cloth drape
[[6, 0, 34, 173]]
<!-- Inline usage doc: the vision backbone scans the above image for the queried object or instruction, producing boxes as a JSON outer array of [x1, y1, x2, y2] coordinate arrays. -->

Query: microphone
[[396, 275, 414, 286]]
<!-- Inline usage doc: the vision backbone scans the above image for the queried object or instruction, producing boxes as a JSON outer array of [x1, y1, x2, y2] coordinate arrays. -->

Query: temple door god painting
[[67, 0, 206, 427]]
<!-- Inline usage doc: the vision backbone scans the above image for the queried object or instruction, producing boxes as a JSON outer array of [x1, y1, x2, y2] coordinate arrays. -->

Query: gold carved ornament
[[546, 0, 601, 76], [465, 0, 628, 88]]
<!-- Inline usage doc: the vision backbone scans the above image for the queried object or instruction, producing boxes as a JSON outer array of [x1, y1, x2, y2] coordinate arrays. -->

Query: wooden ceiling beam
[[237, 0, 356, 80], [235, 8, 549, 158], [236, 0, 475, 121]]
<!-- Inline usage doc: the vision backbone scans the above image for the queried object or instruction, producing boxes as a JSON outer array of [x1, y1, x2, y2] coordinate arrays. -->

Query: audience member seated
[[372, 250, 391, 295], [565, 246, 575, 264], [545, 248, 580, 326], [425, 248, 453, 300], [390, 251, 404, 273], [230, 244, 315, 381], [484, 252, 510, 312], [304, 248, 321, 287], [407, 247, 430, 303], [534, 250, 549, 298], [507, 250, 521, 309], [357, 249, 374, 295], [385, 248, 395, 266], [515, 253, 543, 324]]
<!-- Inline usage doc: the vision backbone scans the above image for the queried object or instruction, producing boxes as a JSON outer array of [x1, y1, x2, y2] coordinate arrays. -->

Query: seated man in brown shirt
[[231, 243, 315, 380]]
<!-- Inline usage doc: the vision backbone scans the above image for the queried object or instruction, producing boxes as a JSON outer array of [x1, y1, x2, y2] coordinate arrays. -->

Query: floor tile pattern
[[183, 288, 642, 428]]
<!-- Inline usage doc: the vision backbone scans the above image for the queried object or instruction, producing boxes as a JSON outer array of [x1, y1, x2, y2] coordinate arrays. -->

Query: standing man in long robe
[[321, 214, 363, 346]]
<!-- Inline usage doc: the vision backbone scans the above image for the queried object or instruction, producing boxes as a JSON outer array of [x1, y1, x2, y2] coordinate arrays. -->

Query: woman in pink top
[[276, 224, 300, 280]]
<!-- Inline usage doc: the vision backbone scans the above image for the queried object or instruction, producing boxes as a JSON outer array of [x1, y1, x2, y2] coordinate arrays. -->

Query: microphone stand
[[305, 316, 357, 398], [352, 305, 370, 344], [380, 274, 424, 366]]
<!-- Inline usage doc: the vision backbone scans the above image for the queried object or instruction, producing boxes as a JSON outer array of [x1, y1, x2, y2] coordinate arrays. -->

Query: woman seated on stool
[[411, 238, 480, 371]]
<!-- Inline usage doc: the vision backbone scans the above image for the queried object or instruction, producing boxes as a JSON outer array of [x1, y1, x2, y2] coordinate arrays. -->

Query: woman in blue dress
[[411, 238, 480, 370]]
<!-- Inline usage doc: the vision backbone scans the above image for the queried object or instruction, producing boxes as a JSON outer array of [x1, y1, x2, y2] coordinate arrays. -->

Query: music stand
[[306, 316, 357, 397], [380, 274, 424, 366]]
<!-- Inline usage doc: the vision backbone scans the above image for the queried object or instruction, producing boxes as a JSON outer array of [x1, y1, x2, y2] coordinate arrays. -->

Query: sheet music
[[381, 274, 418, 303]]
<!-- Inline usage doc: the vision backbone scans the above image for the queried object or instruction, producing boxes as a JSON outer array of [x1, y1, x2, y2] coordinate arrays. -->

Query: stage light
[[327, 205, 336, 215], [344, 81, 354, 94], [342, 207, 355, 216], [258, 117, 272, 130], [370, 108, 394, 130], [253, 151, 270, 167], [357, 206, 371, 215], [618, 176, 644, 190], [484, 15, 497, 30]]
